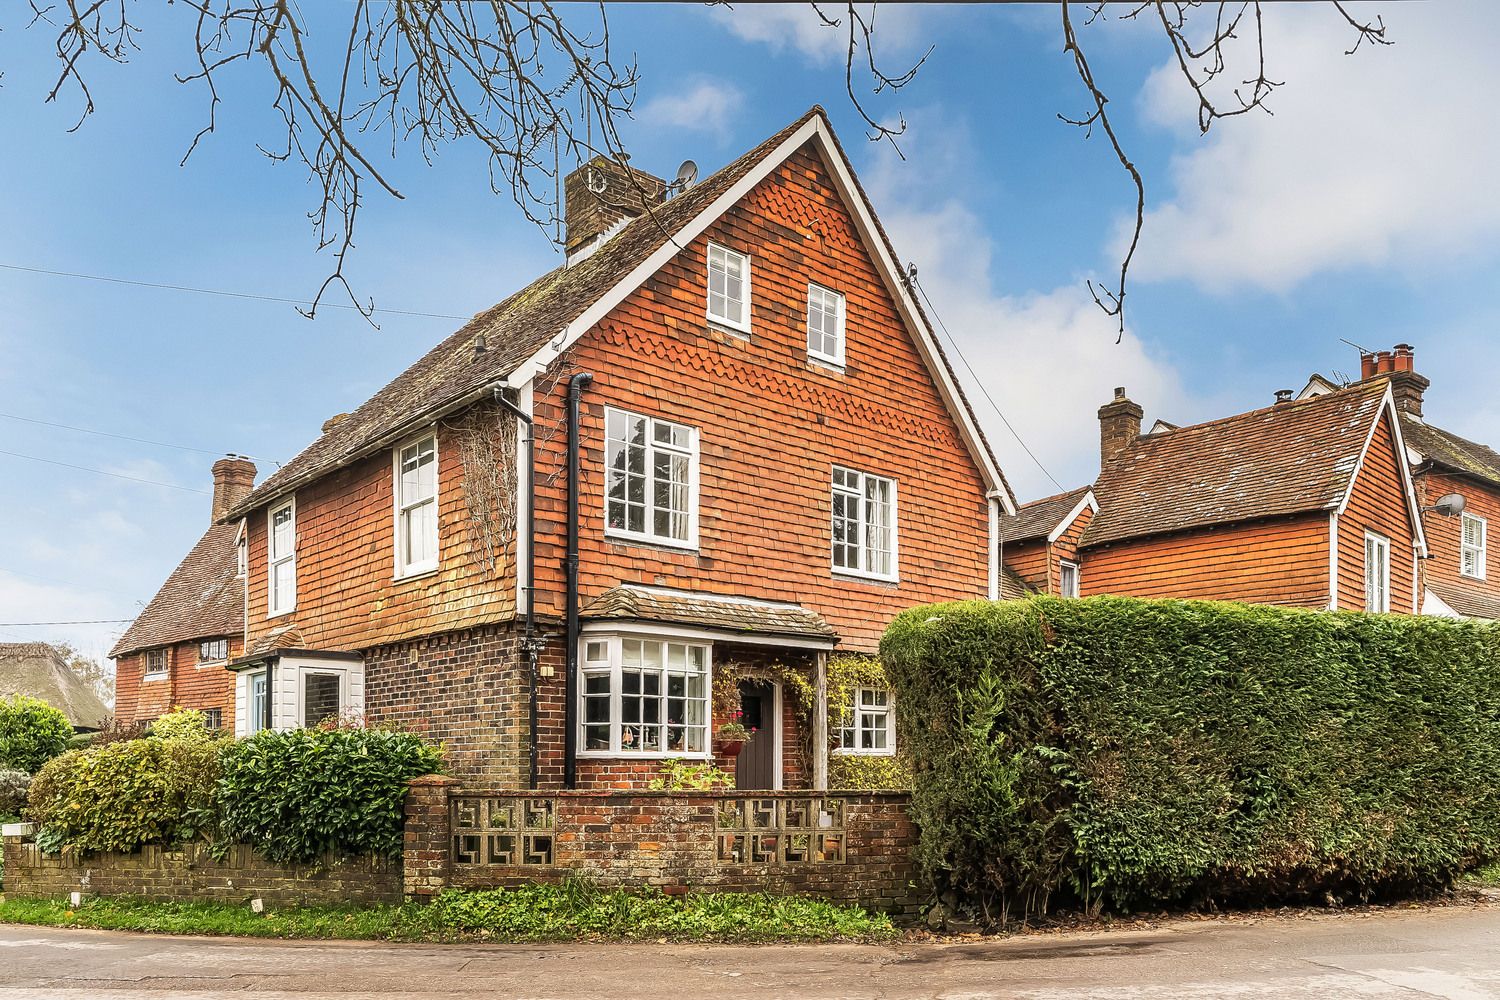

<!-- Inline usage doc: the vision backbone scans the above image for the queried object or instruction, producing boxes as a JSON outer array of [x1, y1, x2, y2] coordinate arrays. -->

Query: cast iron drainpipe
[[493, 387, 540, 790], [564, 372, 594, 790]]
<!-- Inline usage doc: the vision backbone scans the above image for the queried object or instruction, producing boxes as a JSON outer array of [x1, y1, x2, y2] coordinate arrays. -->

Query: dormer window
[[706, 243, 750, 333]]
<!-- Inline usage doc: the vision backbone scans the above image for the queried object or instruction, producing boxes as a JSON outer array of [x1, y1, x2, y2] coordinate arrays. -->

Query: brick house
[[207, 108, 1014, 791], [1006, 379, 1427, 612], [110, 457, 256, 730], [1299, 345, 1500, 620]]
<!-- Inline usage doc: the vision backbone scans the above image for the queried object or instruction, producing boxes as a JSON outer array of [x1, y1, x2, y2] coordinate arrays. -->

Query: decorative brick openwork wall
[[402, 778, 920, 913], [1, 832, 399, 906]]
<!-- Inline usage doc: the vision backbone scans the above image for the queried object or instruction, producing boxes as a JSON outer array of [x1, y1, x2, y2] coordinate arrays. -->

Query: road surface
[[1, 901, 1498, 998]]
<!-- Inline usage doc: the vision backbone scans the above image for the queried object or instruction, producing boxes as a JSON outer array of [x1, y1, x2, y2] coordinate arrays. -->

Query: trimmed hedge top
[[881, 596, 1500, 920]]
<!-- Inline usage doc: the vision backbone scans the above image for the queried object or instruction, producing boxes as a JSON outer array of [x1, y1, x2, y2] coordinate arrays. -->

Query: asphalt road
[[2, 901, 1498, 998]]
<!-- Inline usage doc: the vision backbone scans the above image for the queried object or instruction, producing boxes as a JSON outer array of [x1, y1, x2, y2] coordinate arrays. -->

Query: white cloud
[[640, 80, 744, 141], [1130, 1, 1500, 293], [709, 3, 931, 65], [860, 114, 1192, 500]]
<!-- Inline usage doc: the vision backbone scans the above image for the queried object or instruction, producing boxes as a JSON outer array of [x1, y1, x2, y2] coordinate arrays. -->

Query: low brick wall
[[404, 776, 921, 913], [2, 832, 400, 907]]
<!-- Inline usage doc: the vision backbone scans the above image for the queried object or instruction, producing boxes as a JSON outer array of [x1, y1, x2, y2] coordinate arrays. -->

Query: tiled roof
[[224, 108, 825, 522], [110, 523, 243, 659], [998, 565, 1033, 601], [223, 105, 1013, 521], [1083, 381, 1391, 549], [1427, 580, 1500, 620], [1402, 414, 1500, 488], [999, 486, 1093, 545], [0, 643, 111, 729], [581, 586, 836, 645]]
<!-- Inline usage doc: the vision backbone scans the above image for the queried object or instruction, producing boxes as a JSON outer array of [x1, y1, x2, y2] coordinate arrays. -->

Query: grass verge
[[0, 882, 899, 944], [1459, 862, 1500, 889]]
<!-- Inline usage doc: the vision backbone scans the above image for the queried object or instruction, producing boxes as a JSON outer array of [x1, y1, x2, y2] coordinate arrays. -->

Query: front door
[[735, 680, 778, 790]]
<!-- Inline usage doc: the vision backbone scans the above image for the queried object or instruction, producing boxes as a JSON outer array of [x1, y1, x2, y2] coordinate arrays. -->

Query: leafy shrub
[[648, 758, 734, 790], [24, 737, 221, 853], [826, 654, 912, 790], [0, 696, 73, 773], [218, 727, 442, 863], [149, 708, 221, 743], [882, 595, 1500, 922], [0, 769, 30, 816]]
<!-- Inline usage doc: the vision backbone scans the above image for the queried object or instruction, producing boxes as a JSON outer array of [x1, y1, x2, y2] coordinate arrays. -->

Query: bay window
[[394, 435, 439, 577], [580, 634, 710, 756], [832, 466, 897, 580]]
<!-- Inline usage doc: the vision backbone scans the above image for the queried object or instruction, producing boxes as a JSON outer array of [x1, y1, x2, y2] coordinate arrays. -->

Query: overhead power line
[[908, 271, 1065, 493], [0, 261, 470, 321], [0, 412, 282, 469], [0, 449, 210, 494], [0, 618, 135, 626]]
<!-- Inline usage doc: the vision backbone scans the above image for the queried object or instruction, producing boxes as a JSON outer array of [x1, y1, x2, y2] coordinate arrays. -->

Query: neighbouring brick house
[[206, 107, 1014, 792], [1299, 345, 1500, 620], [1007, 378, 1427, 612], [111, 457, 255, 730]]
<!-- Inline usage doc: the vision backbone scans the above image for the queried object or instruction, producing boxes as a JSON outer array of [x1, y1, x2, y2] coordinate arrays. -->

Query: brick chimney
[[211, 455, 257, 523], [1385, 343, 1429, 417], [564, 155, 668, 261], [1099, 387, 1144, 467]]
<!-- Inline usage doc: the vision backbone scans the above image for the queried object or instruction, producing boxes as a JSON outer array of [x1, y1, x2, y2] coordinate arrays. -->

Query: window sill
[[142, 674, 169, 682], [831, 748, 896, 758], [706, 317, 751, 338], [196, 660, 226, 669], [832, 568, 900, 586], [267, 608, 295, 620], [809, 354, 846, 373], [393, 566, 439, 584], [576, 750, 713, 761], [604, 530, 699, 554], [1461, 572, 1487, 582]]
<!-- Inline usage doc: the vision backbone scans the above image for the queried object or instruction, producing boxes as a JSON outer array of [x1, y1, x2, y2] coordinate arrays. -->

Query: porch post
[[814, 650, 829, 790]]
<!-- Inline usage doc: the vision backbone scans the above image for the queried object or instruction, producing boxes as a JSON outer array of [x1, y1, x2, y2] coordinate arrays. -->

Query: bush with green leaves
[[882, 595, 1500, 922], [218, 727, 442, 863], [0, 769, 30, 817], [0, 695, 73, 774], [648, 758, 734, 790], [148, 708, 222, 743], [24, 737, 221, 853]]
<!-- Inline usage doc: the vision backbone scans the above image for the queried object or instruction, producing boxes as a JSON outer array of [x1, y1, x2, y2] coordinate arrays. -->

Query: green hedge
[[881, 595, 1500, 920], [0, 695, 72, 774], [218, 728, 443, 863]]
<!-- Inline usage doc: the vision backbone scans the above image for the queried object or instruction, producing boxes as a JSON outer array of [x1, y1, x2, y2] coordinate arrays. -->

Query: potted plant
[[717, 717, 753, 757]]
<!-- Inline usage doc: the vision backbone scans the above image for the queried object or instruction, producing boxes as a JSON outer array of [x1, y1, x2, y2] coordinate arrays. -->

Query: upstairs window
[[198, 639, 228, 663], [1365, 531, 1390, 613], [807, 283, 846, 366], [605, 408, 697, 547], [395, 435, 439, 577], [268, 498, 296, 617], [1462, 512, 1487, 579], [706, 243, 750, 332], [144, 649, 169, 678], [580, 635, 710, 757], [836, 687, 895, 756], [1059, 560, 1081, 598], [832, 466, 897, 580]]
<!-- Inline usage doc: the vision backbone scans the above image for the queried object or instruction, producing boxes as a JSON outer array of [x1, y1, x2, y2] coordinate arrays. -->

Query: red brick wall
[[1081, 513, 1332, 608], [1417, 469, 1500, 608], [528, 142, 992, 653], [113, 637, 240, 728], [1336, 411, 1419, 612]]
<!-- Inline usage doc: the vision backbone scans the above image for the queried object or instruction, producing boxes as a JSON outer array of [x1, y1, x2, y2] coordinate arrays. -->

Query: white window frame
[[247, 671, 268, 734], [300, 669, 345, 729], [706, 242, 751, 334], [834, 686, 896, 757], [1462, 512, 1487, 580], [603, 407, 700, 550], [393, 434, 440, 579], [1059, 560, 1081, 598], [831, 465, 899, 582], [1365, 530, 1391, 613], [577, 632, 713, 759], [144, 648, 169, 680], [235, 520, 247, 577], [267, 497, 297, 617], [806, 282, 847, 367]]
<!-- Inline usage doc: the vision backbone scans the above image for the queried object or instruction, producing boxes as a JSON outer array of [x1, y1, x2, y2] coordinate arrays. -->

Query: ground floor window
[[202, 708, 223, 731], [835, 687, 895, 755], [302, 671, 342, 728], [580, 634, 711, 756], [248, 673, 268, 734]]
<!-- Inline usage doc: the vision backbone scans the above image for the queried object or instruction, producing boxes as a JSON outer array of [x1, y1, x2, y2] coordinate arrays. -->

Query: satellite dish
[[674, 159, 699, 190], [1428, 493, 1466, 518]]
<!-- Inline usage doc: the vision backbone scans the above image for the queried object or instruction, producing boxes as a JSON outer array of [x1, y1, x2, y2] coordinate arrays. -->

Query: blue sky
[[3, 3, 1497, 667]]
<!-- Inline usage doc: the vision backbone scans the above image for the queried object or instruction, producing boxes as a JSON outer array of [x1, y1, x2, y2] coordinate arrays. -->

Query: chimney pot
[[211, 455, 257, 523], [1098, 388, 1144, 467], [1360, 353, 1377, 380], [1375, 350, 1394, 374], [1275, 389, 1294, 404], [1387, 344, 1428, 416], [1393, 344, 1414, 372]]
